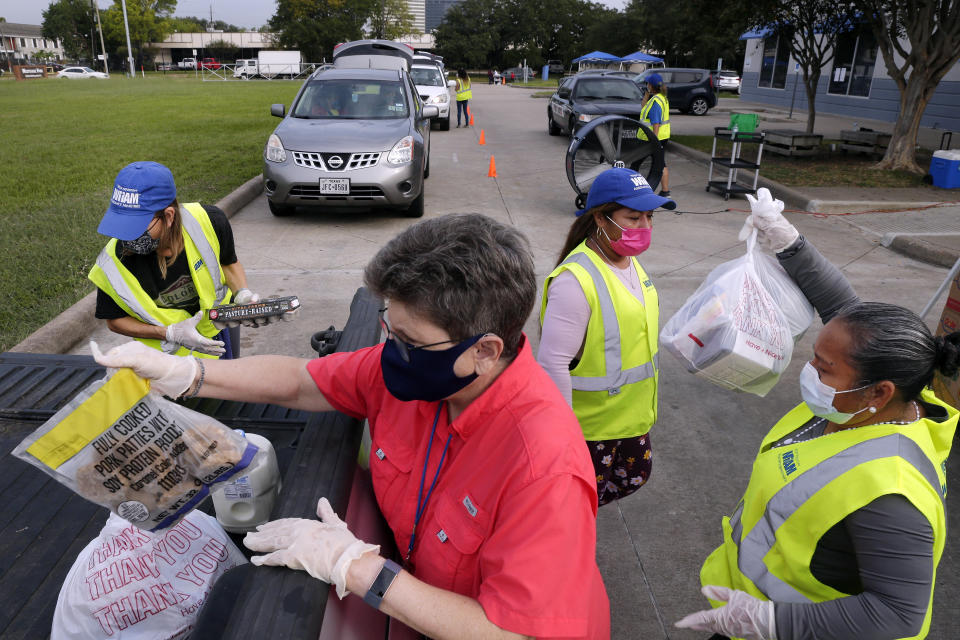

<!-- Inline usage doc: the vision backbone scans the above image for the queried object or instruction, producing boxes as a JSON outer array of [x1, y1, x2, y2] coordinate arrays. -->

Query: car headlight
[[428, 93, 449, 104], [577, 113, 598, 123], [265, 134, 286, 163], [387, 135, 414, 165]]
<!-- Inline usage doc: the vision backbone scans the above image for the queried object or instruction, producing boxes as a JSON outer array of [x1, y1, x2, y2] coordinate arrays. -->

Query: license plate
[[621, 129, 637, 139], [319, 178, 349, 194]]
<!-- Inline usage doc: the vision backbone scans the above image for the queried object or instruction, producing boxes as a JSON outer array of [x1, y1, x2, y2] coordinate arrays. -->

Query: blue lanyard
[[405, 403, 452, 566]]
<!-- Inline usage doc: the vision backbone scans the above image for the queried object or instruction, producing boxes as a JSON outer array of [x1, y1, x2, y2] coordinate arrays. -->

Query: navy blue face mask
[[381, 334, 484, 402]]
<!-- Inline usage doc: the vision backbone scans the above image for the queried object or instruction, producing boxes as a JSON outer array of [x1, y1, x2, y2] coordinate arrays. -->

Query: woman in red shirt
[[95, 213, 611, 639]]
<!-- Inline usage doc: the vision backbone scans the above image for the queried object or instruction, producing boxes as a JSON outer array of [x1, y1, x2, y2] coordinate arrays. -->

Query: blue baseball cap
[[646, 73, 664, 87], [97, 161, 177, 240], [576, 168, 676, 216]]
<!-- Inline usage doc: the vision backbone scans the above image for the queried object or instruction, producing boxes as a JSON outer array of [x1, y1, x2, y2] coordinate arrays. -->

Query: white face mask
[[799, 362, 872, 424]]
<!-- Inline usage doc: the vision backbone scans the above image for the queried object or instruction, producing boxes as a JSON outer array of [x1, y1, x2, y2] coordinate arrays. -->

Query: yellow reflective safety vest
[[540, 241, 659, 440], [637, 93, 670, 141], [700, 388, 957, 640], [455, 77, 472, 101], [88, 203, 233, 359]]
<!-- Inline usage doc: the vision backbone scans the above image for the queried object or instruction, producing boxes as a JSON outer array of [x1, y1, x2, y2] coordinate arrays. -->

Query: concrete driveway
[[73, 83, 958, 639]]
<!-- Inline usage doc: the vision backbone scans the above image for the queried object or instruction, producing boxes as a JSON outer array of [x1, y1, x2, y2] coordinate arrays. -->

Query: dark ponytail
[[934, 334, 960, 379], [834, 301, 960, 400], [555, 202, 620, 267]]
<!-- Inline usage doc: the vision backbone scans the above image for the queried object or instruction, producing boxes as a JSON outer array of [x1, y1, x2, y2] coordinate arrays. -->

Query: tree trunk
[[804, 70, 820, 134], [876, 73, 936, 174]]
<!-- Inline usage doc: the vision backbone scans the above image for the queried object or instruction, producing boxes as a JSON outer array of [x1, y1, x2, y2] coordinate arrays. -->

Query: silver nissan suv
[[262, 40, 439, 217]]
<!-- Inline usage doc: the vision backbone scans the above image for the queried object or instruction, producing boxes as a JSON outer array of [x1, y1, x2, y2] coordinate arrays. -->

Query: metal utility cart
[[706, 127, 765, 200]]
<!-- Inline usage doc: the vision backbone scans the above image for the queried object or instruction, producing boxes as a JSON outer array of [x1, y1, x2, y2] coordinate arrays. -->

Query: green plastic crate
[[729, 112, 758, 133]]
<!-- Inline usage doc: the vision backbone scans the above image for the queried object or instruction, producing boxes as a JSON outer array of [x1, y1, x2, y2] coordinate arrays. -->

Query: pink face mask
[[603, 216, 651, 256]]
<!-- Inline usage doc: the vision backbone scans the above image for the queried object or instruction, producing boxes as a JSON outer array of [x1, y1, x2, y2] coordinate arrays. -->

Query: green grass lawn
[[0, 74, 300, 351], [672, 135, 932, 188]]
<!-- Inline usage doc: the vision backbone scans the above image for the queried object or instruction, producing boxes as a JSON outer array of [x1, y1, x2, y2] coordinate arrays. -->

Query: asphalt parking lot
[[73, 83, 959, 639]]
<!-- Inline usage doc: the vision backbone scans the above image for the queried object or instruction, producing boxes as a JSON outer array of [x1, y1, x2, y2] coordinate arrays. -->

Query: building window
[[757, 35, 790, 89], [20, 37, 26, 47], [32, 38, 38, 47], [828, 27, 878, 97]]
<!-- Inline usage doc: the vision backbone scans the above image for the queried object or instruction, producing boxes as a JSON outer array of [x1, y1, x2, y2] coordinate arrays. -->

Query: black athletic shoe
[[659, 189, 671, 197]]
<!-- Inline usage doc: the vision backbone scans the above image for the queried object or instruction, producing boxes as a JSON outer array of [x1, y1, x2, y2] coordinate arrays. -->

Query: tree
[[433, 0, 503, 69], [268, 0, 374, 63], [100, 0, 176, 68], [753, 2, 858, 133], [42, 0, 96, 61], [205, 38, 240, 62], [368, 0, 415, 40], [853, 0, 960, 173]]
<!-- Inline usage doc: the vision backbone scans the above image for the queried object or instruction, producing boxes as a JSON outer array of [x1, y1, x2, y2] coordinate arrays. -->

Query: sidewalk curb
[[886, 235, 959, 269], [9, 175, 265, 355]]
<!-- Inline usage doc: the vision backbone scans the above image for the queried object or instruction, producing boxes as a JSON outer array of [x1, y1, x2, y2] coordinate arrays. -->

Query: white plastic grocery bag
[[13, 368, 258, 531], [51, 510, 247, 640], [660, 230, 814, 396]]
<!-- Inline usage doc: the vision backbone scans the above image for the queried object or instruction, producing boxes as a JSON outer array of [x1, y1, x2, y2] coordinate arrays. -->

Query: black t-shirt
[[95, 205, 238, 320]]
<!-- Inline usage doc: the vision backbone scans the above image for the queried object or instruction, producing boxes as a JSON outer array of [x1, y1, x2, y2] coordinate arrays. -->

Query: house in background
[[0, 23, 65, 68], [739, 25, 960, 134]]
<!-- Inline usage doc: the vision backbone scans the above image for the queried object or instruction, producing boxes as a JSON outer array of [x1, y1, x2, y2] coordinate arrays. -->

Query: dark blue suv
[[634, 68, 716, 116]]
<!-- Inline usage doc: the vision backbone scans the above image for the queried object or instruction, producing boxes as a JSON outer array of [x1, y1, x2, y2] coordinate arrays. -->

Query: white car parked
[[58, 66, 108, 79], [410, 63, 453, 131]]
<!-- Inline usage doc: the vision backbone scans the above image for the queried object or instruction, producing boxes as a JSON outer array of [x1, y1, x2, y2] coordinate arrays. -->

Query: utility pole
[[92, 0, 108, 74], [120, 0, 135, 76]]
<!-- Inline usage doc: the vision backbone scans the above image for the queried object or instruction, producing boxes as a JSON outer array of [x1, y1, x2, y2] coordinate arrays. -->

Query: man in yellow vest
[[89, 161, 260, 359], [637, 73, 671, 197]]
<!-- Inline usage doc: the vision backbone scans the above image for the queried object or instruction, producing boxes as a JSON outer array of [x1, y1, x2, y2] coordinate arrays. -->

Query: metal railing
[[199, 62, 327, 82]]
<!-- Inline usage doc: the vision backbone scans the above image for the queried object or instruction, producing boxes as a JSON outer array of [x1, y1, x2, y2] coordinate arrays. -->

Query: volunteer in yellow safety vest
[[636, 73, 671, 197], [455, 68, 472, 128], [89, 161, 261, 359], [676, 189, 960, 640], [538, 167, 676, 505]]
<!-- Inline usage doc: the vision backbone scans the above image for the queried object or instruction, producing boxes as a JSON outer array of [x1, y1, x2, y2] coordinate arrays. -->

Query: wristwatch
[[363, 559, 402, 609]]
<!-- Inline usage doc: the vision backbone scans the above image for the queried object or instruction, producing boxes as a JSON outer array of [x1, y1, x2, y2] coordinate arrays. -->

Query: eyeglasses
[[378, 308, 459, 363]]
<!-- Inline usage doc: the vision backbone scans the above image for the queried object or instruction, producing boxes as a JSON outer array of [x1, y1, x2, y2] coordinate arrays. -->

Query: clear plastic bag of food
[[660, 230, 814, 396], [13, 368, 258, 530]]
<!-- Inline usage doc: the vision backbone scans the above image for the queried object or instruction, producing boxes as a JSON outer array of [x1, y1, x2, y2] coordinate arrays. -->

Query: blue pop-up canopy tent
[[619, 51, 664, 64], [571, 51, 621, 63]]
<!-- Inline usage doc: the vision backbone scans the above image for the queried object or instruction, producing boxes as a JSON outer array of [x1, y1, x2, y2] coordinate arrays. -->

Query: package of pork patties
[[13, 368, 258, 531]]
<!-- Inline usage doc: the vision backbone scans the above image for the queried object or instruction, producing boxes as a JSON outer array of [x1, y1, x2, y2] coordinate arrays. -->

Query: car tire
[[424, 147, 431, 180], [268, 200, 295, 217], [690, 97, 710, 116], [568, 116, 577, 137], [404, 191, 425, 218], [439, 115, 450, 131], [548, 111, 561, 136]]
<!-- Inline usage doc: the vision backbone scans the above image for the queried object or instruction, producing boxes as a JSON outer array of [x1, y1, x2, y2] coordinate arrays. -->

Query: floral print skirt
[[587, 433, 653, 506]]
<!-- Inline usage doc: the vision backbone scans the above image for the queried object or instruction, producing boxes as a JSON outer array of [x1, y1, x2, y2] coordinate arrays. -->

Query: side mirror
[[271, 104, 285, 118], [447, 80, 457, 88], [422, 105, 440, 120]]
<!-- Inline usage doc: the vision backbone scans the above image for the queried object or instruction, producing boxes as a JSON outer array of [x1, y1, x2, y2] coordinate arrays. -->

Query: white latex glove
[[243, 497, 380, 599], [675, 585, 776, 640], [163, 311, 225, 356], [738, 187, 799, 253], [90, 340, 198, 399]]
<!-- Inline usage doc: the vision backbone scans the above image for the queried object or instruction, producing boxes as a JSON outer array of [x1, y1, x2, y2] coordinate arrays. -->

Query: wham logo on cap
[[630, 175, 651, 190], [111, 186, 142, 209]]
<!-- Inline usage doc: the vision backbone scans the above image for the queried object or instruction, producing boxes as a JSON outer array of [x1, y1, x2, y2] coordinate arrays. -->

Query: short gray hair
[[834, 301, 960, 400], [364, 214, 536, 359]]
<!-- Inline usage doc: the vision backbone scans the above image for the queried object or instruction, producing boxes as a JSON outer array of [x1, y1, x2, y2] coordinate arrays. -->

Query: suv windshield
[[410, 67, 444, 87], [292, 79, 409, 119], [575, 79, 644, 101]]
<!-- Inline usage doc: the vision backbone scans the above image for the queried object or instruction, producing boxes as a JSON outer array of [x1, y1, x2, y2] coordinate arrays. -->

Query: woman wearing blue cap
[[638, 73, 670, 197], [538, 167, 675, 505], [88, 161, 260, 359]]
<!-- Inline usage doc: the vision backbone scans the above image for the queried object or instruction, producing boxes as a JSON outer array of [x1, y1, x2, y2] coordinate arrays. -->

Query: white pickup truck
[[178, 57, 197, 70]]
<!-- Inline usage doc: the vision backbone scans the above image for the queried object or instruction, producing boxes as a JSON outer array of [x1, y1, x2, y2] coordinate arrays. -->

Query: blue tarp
[[619, 51, 664, 63], [571, 51, 621, 63], [739, 27, 772, 40]]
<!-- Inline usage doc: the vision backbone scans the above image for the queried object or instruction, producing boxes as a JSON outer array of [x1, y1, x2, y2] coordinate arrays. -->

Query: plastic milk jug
[[211, 430, 282, 533]]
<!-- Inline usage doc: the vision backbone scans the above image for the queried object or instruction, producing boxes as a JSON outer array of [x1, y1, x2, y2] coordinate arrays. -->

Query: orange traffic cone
[[501, 77, 506, 85], [469, 112, 475, 126], [488, 156, 498, 178], [478, 129, 486, 145]]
